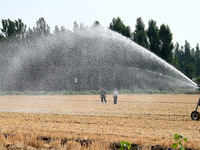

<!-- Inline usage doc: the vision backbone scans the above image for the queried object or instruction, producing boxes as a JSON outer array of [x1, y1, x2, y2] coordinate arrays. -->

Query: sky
[[0, 0, 199, 48]]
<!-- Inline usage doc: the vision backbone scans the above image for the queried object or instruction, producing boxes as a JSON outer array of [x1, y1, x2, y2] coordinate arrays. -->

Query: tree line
[[0, 17, 199, 89], [109, 17, 200, 84]]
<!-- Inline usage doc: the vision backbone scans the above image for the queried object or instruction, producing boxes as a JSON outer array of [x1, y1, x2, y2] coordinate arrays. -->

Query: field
[[0, 94, 200, 149]]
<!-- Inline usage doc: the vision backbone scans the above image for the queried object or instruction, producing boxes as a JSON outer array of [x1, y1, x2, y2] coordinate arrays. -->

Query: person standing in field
[[100, 88, 107, 104], [113, 88, 118, 104]]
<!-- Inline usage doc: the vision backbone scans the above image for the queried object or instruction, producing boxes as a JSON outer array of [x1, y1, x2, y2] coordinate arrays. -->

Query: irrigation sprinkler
[[191, 85, 200, 120], [75, 77, 78, 84], [74, 77, 78, 91]]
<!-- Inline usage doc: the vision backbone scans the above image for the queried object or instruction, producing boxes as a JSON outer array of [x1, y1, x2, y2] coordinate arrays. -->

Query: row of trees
[[109, 17, 174, 63], [109, 17, 200, 82], [0, 17, 199, 85], [174, 42, 200, 80], [0, 18, 51, 41]]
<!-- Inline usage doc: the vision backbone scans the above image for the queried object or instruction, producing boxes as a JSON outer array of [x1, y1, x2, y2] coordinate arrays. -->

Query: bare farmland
[[0, 94, 200, 149]]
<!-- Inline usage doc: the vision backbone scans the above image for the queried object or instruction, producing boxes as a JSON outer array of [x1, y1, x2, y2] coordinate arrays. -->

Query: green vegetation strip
[[0, 89, 198, 95]]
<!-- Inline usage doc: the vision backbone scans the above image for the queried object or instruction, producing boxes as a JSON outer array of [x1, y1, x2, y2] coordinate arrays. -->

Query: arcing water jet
[[0, 27, 197, 91]]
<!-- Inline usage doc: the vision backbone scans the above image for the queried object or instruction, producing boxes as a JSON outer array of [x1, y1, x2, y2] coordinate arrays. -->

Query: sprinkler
[[191, 85, 200, 120], [197, 85, 200, 91]]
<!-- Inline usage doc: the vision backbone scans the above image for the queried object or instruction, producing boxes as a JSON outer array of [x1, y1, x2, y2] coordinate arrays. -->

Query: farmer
[[100, 88, 107, 104], [113, 88, 118, 104]]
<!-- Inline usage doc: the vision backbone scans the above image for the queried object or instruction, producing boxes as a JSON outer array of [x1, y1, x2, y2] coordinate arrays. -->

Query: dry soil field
[[0, 94, 200, 149]]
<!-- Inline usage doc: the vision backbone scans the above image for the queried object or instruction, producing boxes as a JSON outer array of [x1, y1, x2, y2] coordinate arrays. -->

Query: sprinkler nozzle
[[196, 85, 200, 90]]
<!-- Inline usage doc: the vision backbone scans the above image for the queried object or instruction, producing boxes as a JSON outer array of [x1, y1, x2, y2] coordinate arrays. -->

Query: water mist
[[0, 27, 197, 91]]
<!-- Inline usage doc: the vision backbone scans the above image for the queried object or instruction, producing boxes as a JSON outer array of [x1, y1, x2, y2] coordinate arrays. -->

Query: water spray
[[0, 27, 197, 91]]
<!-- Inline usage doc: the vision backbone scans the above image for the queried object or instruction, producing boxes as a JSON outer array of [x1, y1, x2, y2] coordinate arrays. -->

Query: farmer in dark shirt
[[100, 88, 107, 104]]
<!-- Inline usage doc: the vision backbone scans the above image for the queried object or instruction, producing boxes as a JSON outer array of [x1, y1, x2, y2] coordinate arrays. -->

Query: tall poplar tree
[[147, 19, 160, 55], [133, 17, 149, 49], [159, 24, 174, 63], [34, 17, 50, 37], [15, 19, 26, 38], [1, 19, 16, 37], [195, 44, 200, 76]]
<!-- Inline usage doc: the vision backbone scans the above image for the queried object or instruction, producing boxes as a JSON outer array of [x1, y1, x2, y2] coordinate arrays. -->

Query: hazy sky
[[0, 0, 199, 48]]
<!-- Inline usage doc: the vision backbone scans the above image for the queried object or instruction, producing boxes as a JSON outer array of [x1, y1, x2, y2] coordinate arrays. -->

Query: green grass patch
[[0, 89, 197, 95]]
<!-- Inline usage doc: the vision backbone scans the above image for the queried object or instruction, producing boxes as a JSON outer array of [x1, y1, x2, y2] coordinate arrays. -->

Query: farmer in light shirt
[[113, 88, 118, 104]]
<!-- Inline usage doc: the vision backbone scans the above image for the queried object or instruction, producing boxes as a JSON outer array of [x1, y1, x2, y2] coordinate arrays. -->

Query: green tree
[[147, 19, 160, 55], [109, 17, 124, 33], [1, 19, 16, 37], [59, 26, 71, 33], [133, 17, 149, 49], [25, 27, 36, 41], [122, 26, 131, 38], [184, 40, 192, 64], [15, 19, 26, 38], [171, 41, 197, 79], [60, 26, 67, 33], [173, 42, 180, 69], [34, 17, 50, 37], [54, 25, 60, 35], [109, 17, 131, 38], [91, 21, 101, 28], [159, 24, 174, 63], [185, 63, 195, 79], [181, 41, 196, 78], [179, 46, 187, 73], [195, 44, 200, 76], [80, 23, 87, 30], [195, 75, 200, 85], [73, 21, 79, 32], [1, 18, 26, 40]]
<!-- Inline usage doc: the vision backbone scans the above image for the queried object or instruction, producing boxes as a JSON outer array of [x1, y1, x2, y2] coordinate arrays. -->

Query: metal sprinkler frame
[[191, 85, 200, 120]]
